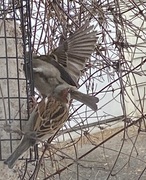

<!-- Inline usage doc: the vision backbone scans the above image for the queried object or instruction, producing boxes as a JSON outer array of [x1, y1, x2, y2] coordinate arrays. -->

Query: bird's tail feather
[[71, 91, 99, 111], [4, 133, 36, 169]]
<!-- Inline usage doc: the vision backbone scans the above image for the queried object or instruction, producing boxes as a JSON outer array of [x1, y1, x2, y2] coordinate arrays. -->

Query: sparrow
[[4, 84, 70, 169], [25, 22, 99, 111], [43, 22, 97, 83]]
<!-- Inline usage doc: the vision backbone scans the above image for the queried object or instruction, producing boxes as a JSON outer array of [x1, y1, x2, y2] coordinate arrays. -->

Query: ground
[[49, 121, 146, 180], [2, 120, 146, 180]]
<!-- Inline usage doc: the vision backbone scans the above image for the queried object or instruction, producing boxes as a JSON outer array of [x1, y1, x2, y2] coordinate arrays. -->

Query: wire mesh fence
[[0, 0, 34, 161], [0, 0, 146, 179]]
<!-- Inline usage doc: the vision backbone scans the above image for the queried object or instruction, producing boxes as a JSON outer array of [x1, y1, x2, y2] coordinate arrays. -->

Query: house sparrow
[[4, 84, 70, 169], [25, 22, 99, 111], [32, 57, 99, 111]]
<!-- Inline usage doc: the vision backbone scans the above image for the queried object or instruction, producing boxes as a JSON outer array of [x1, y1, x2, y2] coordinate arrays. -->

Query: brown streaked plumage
[[34, 95, 69, 140], [4, 84, 70, 169]]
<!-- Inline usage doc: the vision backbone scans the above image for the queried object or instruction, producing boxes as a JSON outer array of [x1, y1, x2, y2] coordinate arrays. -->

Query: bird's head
[[53, 85, 71, 104]]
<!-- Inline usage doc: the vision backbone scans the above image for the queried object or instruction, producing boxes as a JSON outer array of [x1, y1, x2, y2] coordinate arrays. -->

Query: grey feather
[[70, 89, 99, 111]]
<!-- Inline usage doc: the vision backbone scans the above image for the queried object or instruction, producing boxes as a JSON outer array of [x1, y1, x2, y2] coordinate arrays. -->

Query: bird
[[25, 22, 99, 111], [4, 84, 70, 169], [39, 22, 97, 83]]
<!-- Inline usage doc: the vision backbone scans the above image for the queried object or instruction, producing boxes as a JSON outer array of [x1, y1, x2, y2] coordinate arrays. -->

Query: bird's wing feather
[[38, 55, 78, 87], [51, 22, 97, 83], [33, 97, 68, 139]]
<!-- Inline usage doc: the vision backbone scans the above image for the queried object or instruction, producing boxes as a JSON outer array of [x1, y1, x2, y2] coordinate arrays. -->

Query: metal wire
[[0, 0, 33, 161]]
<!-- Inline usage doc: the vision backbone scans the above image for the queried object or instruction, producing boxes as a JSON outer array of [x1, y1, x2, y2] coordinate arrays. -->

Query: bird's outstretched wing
[[50, 22, 97, 83]]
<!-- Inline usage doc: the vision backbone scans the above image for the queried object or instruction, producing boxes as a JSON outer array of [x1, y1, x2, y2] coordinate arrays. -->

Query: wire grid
[[1, 0, 146, 179], [0, 0, 34, 161]]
